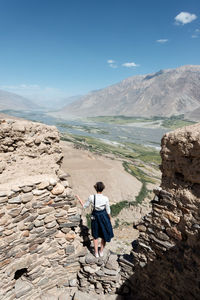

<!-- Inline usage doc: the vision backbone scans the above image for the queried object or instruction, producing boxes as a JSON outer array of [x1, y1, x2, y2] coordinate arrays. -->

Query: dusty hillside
[[53, 65, 200, 119], [0, 89, 38, 111], [61, 141, 142, 205]]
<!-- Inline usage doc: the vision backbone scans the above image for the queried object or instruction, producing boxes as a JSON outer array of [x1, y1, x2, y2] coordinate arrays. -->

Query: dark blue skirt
[[91, 209, 114, 242]]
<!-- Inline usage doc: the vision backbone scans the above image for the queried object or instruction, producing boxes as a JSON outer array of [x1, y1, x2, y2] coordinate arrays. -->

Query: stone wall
[[118, 124, 200, 299], [0, 120, 85, 299], [1, 119, 200, 299]]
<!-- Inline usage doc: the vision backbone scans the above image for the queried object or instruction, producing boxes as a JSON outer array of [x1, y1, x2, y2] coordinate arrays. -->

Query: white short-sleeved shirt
[[83, 194, 111, 214]]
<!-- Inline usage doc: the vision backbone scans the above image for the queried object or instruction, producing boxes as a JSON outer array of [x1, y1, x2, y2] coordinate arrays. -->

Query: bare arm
[[75, 195, 84, 207], [76, 195, 91, 208]]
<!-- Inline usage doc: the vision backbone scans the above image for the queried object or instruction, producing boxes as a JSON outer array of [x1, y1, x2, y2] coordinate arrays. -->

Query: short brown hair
[[94, 182, 105, 192]]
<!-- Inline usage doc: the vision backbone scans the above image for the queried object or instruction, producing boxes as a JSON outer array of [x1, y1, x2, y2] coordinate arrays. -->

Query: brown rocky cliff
[[121, 123, 200, 299], [1, 118, 200, 299], [0, 119, 85, 299], [0, 119, 63, 189]]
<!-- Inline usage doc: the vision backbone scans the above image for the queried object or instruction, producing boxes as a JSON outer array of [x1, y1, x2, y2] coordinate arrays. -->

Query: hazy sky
[[0, 0, 199, 101]]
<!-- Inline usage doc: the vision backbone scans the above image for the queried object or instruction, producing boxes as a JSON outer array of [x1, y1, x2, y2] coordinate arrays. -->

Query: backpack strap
[[93, 194, 96, 210]]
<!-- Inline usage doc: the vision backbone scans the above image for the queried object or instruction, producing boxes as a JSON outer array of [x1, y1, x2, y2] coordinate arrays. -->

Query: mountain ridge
[[0, 89, 39, 111], [55, 65, 200, 120]]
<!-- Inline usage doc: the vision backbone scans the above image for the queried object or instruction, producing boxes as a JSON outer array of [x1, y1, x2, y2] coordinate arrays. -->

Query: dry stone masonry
[[0, 120, 85, 299], [0, 118, 200, 300], [74, 124, 200, 299], [122, 124, 200, 299]]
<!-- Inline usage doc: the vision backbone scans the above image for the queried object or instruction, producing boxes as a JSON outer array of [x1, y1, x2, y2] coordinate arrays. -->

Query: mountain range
[[54, 65, 200, 120], [0, 89, 38, 111]]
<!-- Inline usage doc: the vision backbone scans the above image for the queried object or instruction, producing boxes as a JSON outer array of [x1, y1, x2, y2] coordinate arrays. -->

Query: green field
[[61, 133, 161, 165], [62, 133, 161, 220], [57, 123, 109, 134], [87, 115, 153, 125], [87, 115, 196, 129]]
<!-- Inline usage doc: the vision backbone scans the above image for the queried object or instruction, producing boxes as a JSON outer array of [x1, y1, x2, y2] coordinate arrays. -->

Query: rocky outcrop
[[1, 118, 200, 299], [64, 123, 200, 299], [0, 119, 63, 188], [0, 120, 85, 299], [120, 123, 200, 299]]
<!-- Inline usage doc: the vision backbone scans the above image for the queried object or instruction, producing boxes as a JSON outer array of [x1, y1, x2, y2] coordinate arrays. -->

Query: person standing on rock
[[76, 181, 114, 258]]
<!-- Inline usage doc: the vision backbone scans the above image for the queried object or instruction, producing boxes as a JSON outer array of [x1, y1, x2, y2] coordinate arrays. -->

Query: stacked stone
[[0, 175, 86, 299], [120, 124, 200, 299], [0, 119, 86, 299], [77, 250, 121, 295], [0, 119, 63, 182]]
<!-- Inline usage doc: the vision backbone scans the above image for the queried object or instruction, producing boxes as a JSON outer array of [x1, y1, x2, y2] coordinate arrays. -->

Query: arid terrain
[[61, 141, 142, 204], [61, 140, 156, 253]]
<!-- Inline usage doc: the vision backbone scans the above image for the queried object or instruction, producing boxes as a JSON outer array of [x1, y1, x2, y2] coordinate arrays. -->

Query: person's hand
[[75, 194, 80, 200]]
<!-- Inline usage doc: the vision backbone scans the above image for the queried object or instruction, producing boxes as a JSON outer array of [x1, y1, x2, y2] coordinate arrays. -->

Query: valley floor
[[61, 139, 160, 254]]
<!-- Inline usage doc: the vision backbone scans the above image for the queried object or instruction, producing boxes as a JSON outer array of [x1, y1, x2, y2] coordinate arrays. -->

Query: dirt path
[[61, 141, 142, 205]]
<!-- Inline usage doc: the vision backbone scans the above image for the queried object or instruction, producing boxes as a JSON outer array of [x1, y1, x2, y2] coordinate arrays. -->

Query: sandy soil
[[61, 141, 142, 205]]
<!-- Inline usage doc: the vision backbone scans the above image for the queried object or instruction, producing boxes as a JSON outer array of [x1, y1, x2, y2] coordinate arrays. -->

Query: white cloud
[[122, 62, 139, 68], [175, 12, 197, 25], [156, 39, 169, 43], [191, 28, 200, 38], [107, 59, 118, 68], [109, 64, 118, 68], [107, 59, 115, 64]]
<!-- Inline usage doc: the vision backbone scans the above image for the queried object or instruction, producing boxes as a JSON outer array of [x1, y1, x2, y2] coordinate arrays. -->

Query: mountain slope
[[0, 90, 38, 111], [57, 65, 200, 119]]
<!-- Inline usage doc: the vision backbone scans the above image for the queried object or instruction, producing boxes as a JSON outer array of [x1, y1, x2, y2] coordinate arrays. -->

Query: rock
[[166, 227, 182, 241], [44, 215, 56, 224], [103, 268, 118, 276], [163, 211, 180, 224], [62, 180, 70, 188], [40, 293, 58, 300], [58, 173, 70, 180], [8, 196, 21, 204], [155, 231, 170, 241], [105, 255, 119, 271], [69, 279, 77, 287], [84, 265, 100, 274], [65, 245, 75, 255], [51, 183, 65, 195], [0, 191, 7, 197], [21, 192, 33, 203], [22, 230, 29, 237], [49, 178, 57, 186], [193, 224, 200, 230], [38, 181, 50, 190], [21, 186, 33, 193], [8, 208, 22, 217], [46, 220, 57, 229], [137, 225, 146, 232], [73, 291, 93, 300], [150, 234, 175, 249], [38, 207, 54, 214], [85, 253, 97, 264], [15, 278, 33, 298], [32, 189, 47, 196], [59, 293, 71, 300], [34, 220, 44, 227], [55, 231, 66, 238], [65, 232, 76, 241]]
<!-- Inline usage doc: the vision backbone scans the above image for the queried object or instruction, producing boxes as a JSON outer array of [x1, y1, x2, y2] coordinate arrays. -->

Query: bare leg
[[93, 238, 98, 256], [100, 238, 106, 254]]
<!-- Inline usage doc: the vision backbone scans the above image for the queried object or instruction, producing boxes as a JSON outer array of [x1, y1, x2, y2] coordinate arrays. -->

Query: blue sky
[[0, 0, 199, 102]]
